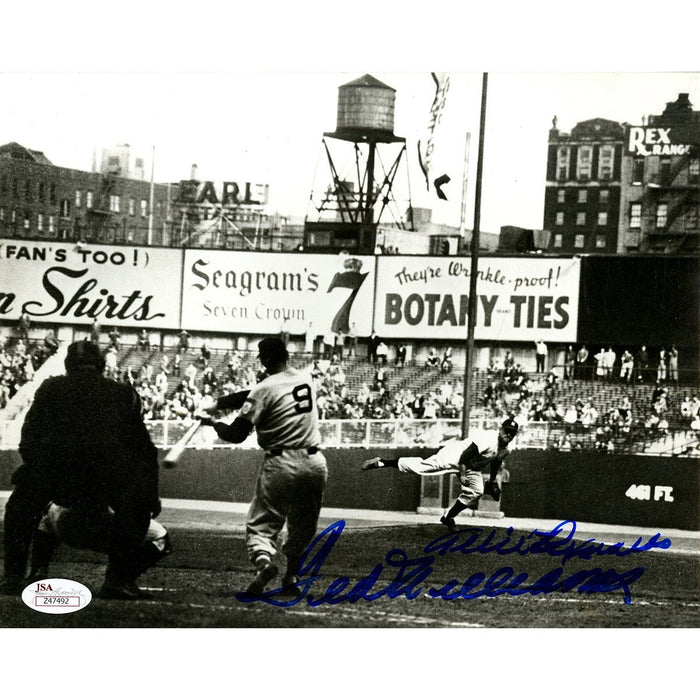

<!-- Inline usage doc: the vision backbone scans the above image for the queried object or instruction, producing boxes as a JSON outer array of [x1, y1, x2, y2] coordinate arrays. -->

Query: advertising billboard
[[0, 239, 182, 329], [181, 250, 376, 336], [373, 255, 581, 342]]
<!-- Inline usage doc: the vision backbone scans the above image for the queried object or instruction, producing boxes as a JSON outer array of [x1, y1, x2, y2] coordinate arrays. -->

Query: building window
[[574, 234, 585, 248], [577, 146, 592, 180], [576, 212, 586, 226], [86, 191, 94, 209], [48, 216, 56, 233], [689, 158, 699, 184], [129, 198, 136, 216], [75, 190, 82, 208], [557, 189, 565, 203], [553, 233, 563, 248], [598, 145, 615, 180], [599, 189, 609, 204], [38, 182, 46, 201], [597, 211, 608, 226], [59, 199, 71, 218], [631, 158, 644, 185], [595, 234, 607, 249], [656, 203, 668, 228], [577, 189, 587, 204], [0, 207, 4, 221], [658, 158, 672, 186], [630, 203, 642, 229], [37, 213, 44, 231], [49, 184, 57, 205], [687, 204, 699, 229], [23, 211, 31, 230], [109, 195, 121, 213], [557, 146, 569, 180], [555, 212, 564, 226], [140, 199, 148, 218], [24, 181, 32, 202]]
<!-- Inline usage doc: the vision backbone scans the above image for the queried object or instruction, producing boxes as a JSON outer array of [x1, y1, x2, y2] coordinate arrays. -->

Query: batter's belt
[[266, 446, 321, 457]]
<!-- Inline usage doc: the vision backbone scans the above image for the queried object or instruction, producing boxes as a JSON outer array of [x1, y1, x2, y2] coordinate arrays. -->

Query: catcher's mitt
[[484, 480, 501, 502]]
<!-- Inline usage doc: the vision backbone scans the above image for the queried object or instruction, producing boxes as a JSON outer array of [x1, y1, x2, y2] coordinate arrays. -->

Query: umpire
[[1, 340, 170, 599]]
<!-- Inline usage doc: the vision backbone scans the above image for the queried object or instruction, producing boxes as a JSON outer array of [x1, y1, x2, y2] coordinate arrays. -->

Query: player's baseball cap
[[65, 340, 106, 373], [500, 418, 519, 438], [258, 336, 289, 365]]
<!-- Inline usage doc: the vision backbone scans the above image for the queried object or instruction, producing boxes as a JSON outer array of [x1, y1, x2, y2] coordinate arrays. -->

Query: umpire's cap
[[258, 336, 289, 366], [500, 418, 519, 438], [65, 340, 105, 373]]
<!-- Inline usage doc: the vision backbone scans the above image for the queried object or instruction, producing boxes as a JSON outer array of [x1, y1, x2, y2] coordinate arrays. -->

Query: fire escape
[[641, 153, 699, 253]]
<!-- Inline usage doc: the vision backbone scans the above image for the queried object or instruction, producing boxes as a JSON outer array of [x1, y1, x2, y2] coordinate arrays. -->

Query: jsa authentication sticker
[[21, 579, 92, 614]]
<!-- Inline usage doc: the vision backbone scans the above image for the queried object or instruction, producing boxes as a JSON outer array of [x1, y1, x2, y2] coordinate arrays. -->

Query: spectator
[[425, 347, 439, 369], [177, 329, 191, 354], [104, 346, 119, 379], [184, 361, 197, 389], [535, 339, 547, 373], [440, 347, 453, 374], [43, 329, 59, 355], [594, 348, 606, 381], [366, 330, 380, 364], [279, 320, 290, 347], [619, 349, 634, 382], [335, 331, 345, 360], [603, 347, 616, 380], [668, 345, 679, 385], [17, 313, 31, 342], [304, 322, 315, 355], [575, 344, 589, 380], [90, 319, 101, 346], [172, 351, 181, 377], [657, 347, 667, 383], [200, 342, 211, 366], [373, 364, 388, 391], [375, 341, 389, 366], [564, 345, 576, 380], [138, 329, 151, 352], [503, 350, 515, 372], [394, 343, 407, 369], [323, 330, 335, 360], [636, 345, 649, 383], [108, 327, 121, 350], [348, 323, 358, 358]]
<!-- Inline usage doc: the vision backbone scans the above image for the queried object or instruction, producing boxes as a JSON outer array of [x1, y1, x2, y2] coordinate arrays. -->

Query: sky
[[2, 70, 697, 235], [1, 3, 698, 237]]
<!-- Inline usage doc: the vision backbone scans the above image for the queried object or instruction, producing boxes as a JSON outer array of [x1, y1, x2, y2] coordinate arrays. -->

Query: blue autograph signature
[[235, 520, 671, 608]]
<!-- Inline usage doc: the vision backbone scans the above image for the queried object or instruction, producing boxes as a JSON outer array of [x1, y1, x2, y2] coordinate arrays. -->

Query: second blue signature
[[236, 519, 671, 607]]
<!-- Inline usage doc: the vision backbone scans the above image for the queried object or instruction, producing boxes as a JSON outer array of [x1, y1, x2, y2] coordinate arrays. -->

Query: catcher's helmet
[[65, 340, 105, 373], [258, 336, 289, 367], [500, 418, 519, 438]]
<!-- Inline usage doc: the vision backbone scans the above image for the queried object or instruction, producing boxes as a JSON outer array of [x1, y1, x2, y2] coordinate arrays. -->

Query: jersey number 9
[[292, 383, 313, 414]]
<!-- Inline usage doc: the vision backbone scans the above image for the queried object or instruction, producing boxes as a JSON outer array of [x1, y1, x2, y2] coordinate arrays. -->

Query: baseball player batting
[[198, 336, 327, 597], [362, 418, 519, 530]]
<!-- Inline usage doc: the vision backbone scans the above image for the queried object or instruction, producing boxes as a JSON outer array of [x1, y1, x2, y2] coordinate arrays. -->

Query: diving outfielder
[[362, 418, 519, 530]]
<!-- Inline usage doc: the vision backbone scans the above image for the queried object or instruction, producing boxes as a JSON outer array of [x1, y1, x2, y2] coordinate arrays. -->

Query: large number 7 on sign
[[292, 383, 313, 414]]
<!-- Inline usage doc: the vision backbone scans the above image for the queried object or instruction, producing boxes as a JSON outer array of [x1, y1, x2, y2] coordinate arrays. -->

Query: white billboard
[[373, 256, 581, 342], [181, 250, 376, 336], [0, 239, 182, 329]]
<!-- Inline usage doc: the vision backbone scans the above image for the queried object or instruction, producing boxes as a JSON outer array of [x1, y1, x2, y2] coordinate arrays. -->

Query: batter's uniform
[[215, 367, 328, 568], [397, 429, 513, 507]]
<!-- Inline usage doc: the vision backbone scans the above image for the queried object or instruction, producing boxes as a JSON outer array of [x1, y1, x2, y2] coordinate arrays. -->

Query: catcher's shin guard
[[133, 532, 172, 576], [29, 529, 58, 580]]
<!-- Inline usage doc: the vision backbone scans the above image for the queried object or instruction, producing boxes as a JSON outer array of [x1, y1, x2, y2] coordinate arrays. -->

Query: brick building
[[543, 94, 700, 255], [0, 142, 172, 245]]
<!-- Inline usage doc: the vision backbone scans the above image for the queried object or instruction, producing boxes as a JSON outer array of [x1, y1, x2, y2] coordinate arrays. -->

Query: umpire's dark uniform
[[2, 340, 167, 598]]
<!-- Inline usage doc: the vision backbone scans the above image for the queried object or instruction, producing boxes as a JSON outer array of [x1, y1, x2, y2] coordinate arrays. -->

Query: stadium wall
[[1, 448, 698, 530]]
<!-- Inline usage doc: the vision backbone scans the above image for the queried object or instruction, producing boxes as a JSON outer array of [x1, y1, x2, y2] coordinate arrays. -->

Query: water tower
[[304, 74, 411, 254]]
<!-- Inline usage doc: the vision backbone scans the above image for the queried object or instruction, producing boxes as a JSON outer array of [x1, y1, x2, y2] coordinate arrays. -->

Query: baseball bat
[[163, 419, 201, 469]]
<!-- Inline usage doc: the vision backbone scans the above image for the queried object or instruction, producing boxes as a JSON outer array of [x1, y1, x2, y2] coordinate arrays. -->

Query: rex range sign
[[0, 239, 182, 328], [627, 125, 698, 157], [373, 256, 581, 342], [181, 250, 375, 336]]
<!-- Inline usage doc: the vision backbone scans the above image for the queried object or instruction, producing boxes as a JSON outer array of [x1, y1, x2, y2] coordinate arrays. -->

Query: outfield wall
[[1, 448, 698, 530]]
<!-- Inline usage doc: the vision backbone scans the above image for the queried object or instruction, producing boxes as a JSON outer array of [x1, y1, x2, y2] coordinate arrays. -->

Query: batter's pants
[[246, 450, 327, 570]]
